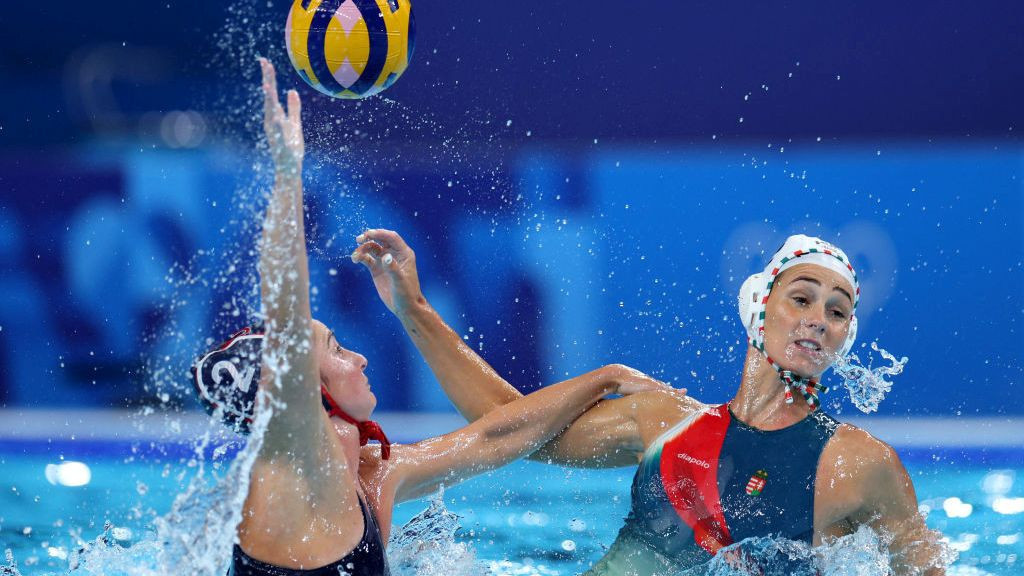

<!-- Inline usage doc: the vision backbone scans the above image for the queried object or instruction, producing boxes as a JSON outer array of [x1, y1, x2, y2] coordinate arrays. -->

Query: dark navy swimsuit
[[230, 496, 390, 576], [588, 403, 839, 575]]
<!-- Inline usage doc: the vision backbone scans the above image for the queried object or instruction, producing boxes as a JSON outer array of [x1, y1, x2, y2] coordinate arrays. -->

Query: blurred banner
[[0, 142, 1020, 416]]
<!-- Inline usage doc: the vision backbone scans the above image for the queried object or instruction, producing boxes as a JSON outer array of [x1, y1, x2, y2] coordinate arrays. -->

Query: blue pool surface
[[0, 443, 1021, 575]]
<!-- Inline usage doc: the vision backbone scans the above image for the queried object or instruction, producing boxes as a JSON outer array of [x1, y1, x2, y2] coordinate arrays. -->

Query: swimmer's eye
[[335, 345, 344, 353], [792, 296, 809, 306], [831, 309, 848, 320]]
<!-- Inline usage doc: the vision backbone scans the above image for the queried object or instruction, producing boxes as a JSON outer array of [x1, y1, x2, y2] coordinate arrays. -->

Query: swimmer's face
[[762, 264, 854, 379], [312, 320, 377, 421]]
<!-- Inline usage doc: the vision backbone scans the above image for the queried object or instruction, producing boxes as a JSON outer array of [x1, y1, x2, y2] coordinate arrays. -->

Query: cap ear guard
[[192, 325, 344, 436], [840, 315, 858, 357], [192, 328, 264, 435], [738, 272, 765, 343]]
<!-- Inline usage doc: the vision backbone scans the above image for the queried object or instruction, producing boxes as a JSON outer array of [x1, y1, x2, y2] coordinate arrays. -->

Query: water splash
[[67, 405, 270, 575], [1, 550, 22, 576], [818, 525, 893, 576], [831, 342, 908, 413], [388, 490, 485, 576], [677, 524, 939, 576]]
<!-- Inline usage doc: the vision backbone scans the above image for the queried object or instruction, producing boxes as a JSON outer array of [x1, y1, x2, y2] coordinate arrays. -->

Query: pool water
[[0, 448, 1020, 575]]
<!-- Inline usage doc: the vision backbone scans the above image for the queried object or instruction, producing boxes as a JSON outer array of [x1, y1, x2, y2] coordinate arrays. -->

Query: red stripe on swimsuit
[[659, 404, 733, 554]]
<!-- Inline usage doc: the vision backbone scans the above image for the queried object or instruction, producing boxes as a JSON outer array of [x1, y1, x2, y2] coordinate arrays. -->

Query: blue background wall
[[0, 1, 1021, 416]]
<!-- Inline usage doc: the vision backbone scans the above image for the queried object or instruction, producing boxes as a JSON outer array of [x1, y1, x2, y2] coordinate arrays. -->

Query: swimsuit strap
[[230, 494, 389, 576]]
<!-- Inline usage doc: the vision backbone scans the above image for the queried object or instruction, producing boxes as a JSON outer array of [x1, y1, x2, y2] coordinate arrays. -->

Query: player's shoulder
[[826, 421, 905, 479], [630, 389, 719, 447]]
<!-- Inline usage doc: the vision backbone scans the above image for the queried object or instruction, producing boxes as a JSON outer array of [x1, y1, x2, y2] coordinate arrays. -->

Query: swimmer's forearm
[[396, 298, 521, 421], [473, 367, 618, 456], [257, 171, 322, 454], [260, 173, 313, 338], [397, 367, 618, 500], [258, 60, 310, 337]]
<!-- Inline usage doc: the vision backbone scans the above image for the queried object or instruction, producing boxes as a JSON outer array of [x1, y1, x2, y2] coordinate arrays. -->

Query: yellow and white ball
[[285, 0, 415, 99]]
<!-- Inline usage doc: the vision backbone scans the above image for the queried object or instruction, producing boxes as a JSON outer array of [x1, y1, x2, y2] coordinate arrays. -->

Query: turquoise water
[[0, 446, 1020, 575]]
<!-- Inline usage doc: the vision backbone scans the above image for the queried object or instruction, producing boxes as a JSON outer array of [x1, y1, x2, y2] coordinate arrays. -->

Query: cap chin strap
[[320, 384, 391, 460], [762, 352, 829, 411]]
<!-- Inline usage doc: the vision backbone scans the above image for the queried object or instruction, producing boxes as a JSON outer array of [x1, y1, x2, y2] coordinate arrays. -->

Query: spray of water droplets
[[46, 1, 530, 574], [676, 523, 954, 576], [831, 342, 908, 414], [67, 398, 272, 575], [1, 549, 22, 576], [387, 490, 484, 576]]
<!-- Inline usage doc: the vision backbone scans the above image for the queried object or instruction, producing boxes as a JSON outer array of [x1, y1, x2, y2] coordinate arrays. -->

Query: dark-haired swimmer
[[369, 232, 948, 575], [197, 59, 677, 576]]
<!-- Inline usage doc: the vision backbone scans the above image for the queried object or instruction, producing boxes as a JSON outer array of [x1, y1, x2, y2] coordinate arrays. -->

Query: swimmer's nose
[[804, 308, 827, 333]]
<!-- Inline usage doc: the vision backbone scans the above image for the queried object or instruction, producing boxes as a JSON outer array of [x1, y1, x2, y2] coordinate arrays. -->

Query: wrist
[[395, 294, 431, 321], [395, 297, 437, 340]]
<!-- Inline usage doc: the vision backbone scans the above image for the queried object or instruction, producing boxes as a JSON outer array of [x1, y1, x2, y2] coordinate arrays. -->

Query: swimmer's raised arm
[[388, 365, 672, 502], [352, 228, 521, 421], [255, 58, 330, 463], [352, 230, 692, 468]]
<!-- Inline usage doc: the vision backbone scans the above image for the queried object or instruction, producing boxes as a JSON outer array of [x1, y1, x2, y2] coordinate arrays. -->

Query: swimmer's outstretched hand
[[606, 363, 686, 397], [259, 58, 304, 178], [351, 228, 424, 315]]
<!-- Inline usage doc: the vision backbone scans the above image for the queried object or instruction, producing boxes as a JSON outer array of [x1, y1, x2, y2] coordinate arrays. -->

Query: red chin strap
[[320, 384, 391, 460]]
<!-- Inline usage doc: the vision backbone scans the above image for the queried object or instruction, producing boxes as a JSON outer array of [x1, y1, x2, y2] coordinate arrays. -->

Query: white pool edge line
[[0, 410, 1020, 448], [0, 409, 468, 445]]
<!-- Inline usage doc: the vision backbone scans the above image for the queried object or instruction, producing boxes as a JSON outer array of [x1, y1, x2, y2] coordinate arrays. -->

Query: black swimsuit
[[229, 496, 390, 576]]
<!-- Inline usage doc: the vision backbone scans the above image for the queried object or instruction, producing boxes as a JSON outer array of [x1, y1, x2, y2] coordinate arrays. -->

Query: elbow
[[599, 363, 627, 380]]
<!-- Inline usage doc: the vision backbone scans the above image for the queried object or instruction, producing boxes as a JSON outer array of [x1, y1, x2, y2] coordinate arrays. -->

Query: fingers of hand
[[260, 63, 288, 144], [287, 90, 302, 126], [352, 251, 378, 267], [354, 239, 384, 256], [351, 241, 384, 266], [261, 66, 278, 107], [359, 228, 411, 255], [262, 58, 279, 100]]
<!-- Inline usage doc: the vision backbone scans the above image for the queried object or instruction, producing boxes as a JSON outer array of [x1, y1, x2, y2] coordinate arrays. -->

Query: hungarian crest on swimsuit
[[745, 469, 768, 496]]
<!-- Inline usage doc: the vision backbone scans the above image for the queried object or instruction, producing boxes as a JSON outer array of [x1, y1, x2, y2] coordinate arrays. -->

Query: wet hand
[[260, 58, 304, 178], [351, 229, 424, 315]]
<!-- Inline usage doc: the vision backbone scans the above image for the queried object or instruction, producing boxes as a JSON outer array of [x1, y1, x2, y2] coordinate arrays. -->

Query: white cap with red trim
[[738, 234, 860, 358]]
